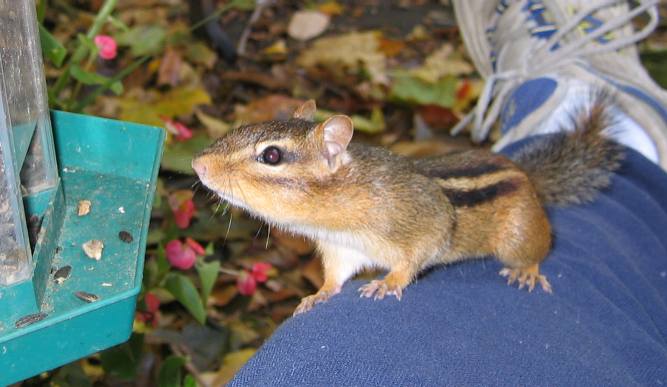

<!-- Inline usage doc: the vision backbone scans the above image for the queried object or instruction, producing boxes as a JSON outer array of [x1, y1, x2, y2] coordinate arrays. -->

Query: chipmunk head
[[192, 100, 354, 222]]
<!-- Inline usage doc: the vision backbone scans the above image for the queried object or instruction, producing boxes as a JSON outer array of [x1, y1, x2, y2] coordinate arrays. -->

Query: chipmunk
[[192, 92, 623, 315]]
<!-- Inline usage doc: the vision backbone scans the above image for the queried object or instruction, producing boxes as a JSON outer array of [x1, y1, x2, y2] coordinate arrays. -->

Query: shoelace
[[451, 0, 660, 143]]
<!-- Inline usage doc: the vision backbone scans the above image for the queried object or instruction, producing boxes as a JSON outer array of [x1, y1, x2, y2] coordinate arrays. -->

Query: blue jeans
[[230, 141, 667, 386]]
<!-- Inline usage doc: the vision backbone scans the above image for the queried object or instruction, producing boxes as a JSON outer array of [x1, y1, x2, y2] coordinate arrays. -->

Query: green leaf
[[37, 0, 47, 23], [119, 86, 211, 127], [77, 33, 97, 53], [390, 72, 457, 108], [117, 25, 166, 56], [641, 50, 667, 89], [165, 273, 207, 324], [158, 355, 186, 387], [161, 134, 213, 175], [183, 374, 197, 387], [108, 15, 130, 32], [101, 333, 144, 380], [70, 64, 124, 95], [197, 259, 220, 304], [39, 24, 67, 67]]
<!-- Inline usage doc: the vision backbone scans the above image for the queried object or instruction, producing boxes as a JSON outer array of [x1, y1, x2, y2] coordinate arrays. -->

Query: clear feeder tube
[[0, 0, 59, 286]]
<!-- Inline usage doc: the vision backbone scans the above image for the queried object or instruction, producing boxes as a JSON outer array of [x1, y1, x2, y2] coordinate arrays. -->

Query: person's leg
[[230, 2, 667, 385], [229, 143, 667, 386]]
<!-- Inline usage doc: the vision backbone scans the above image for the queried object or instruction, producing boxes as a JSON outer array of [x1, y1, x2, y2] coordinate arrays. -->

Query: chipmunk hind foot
[[358, 269, 414, 301], [499, 263, 552, 294]]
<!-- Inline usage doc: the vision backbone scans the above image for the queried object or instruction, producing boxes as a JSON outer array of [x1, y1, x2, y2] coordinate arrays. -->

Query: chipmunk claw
[[499, 265, 552, 294], [293, 290, 334, 316], [358, 280, 403, 301]]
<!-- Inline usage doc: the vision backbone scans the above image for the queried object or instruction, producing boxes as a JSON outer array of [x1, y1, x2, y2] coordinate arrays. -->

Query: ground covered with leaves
[[23, 0, 667, 385]]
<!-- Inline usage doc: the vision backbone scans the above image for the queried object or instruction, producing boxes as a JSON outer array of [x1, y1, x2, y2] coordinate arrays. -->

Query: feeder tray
[[0, 3, 164, 385]]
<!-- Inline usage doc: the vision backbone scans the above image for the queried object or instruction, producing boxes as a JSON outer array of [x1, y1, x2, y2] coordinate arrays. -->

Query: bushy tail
[[512, 91, 625, 206]]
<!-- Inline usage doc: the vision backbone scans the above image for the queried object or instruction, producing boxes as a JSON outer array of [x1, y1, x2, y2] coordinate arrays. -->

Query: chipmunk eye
[[260, 146, 282, 165]]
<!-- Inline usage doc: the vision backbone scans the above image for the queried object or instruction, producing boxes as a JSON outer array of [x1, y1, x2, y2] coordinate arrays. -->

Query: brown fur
[[192, 98, 622, 314]]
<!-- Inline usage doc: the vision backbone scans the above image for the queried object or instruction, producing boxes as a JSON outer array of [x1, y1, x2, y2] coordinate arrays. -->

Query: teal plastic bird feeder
[[0, 3, 164, 385]]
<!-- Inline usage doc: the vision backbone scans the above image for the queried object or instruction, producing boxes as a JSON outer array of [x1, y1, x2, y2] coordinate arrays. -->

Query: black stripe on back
[[442, 178, 520, 207], [426, 163, 508, 180]]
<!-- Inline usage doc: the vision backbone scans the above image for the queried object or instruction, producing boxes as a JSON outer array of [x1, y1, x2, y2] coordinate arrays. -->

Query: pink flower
[[164, 118, 193, 142], [251, 262, 272, 283], [165, 239, 197, 270], [237, 270, 257, 296], [168, 190, 196, 229], [174, 199, 195, 229], [236, 262, 273, 296], [94, 35, 117, 60], [185, 237, 206, 256], [144, 292, 160, 313]]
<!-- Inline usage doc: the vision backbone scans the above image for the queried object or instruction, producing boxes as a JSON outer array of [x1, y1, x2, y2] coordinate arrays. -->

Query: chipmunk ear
[[293, 99, 317, 121], [316, 115, 354, 170]]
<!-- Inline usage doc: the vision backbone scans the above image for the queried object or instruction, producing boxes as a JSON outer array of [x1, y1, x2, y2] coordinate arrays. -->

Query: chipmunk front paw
[[358, 279, 403, 301], [499, 263, 552, 293], [293, 290, 335, 315]]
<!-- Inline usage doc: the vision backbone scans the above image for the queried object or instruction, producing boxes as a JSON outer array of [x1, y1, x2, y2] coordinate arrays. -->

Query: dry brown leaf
[[378, 38, 406, 57], [157, 48, 183, 87], [247, 289, 268, 312], [200, 349, 256, 387], [297, 31, 388, 84], [264, 287, 300, 303], [210, 285, 238, 307]]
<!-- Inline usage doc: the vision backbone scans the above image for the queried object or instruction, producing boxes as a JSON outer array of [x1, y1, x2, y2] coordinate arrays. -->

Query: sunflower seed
[[53, 265, 72, 284], [118, 230, 133, 243], [75, 291, 99, 303], [15, 312, 47, 328]]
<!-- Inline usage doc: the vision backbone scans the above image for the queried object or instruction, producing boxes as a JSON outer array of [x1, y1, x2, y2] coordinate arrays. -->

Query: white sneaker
[[451, 0, 667, 169]]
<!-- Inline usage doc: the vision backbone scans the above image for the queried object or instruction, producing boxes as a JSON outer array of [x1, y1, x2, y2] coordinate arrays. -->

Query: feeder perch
[[0, 3, 164, 385]]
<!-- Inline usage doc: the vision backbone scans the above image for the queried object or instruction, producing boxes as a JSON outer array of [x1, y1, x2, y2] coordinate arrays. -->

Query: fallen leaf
[[210, 285, 238, 307], [186, 41, 218, 69], [318, 0, 344, 15], [119, 86, 211, 126], [116, 25, 166, 57], [297, 31, 388, 84], [378, 37, 406, 57], [412, 44, 474, 83], [248, 289, 268, 311], [288, 10, 330, 41], [195, 109, 231, 138], [158, 48, 183, 87], [390, 71, 457, 108], [262, 39, 288, 57], [201, 349, 256, 387], [229, 321, 260, 346]]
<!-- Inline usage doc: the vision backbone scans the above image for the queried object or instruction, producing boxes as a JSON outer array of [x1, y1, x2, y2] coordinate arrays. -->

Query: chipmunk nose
[[192, 159, 207, 177]]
